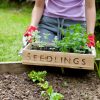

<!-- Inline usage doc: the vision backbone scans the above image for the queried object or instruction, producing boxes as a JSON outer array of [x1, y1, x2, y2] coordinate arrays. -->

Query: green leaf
[[47, 86, 54, 96], [41, 91, 47, 97], [53, 24, 89, 53], [96, 41, 100, 48], [50, 92, 64, 100], [28, 70, 47, 83], [38, 81, 49, 89]]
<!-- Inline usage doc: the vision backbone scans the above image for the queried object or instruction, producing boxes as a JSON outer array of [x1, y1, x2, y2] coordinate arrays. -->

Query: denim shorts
[[38, 16, 86, 43]]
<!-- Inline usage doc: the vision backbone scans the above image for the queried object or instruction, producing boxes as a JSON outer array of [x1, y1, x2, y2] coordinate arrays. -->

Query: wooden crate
[[22, 43, 95, 70]]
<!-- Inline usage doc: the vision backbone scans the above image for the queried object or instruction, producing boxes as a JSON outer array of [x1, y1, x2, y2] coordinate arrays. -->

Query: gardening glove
[[23, 25, 37, 47], [19, 26, 37, 55], [87, 34, 96, 57]]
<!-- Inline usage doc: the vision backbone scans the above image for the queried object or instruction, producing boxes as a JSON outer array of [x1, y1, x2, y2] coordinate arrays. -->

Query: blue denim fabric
[[38, 16, 86, 43]]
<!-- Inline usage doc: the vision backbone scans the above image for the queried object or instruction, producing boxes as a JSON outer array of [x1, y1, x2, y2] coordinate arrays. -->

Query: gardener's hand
[[19, 26, 37, 55], [23, 25, 37, 47], [87, 34, 96, 57]]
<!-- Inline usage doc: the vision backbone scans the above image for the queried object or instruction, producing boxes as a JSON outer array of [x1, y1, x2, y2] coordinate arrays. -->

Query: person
[[22, 0, 96, 56]]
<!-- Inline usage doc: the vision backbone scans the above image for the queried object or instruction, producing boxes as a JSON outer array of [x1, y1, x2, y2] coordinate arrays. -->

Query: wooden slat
[[0, 62, 33, 74], [0, 58, 99, 74], [22, 44, 95, 70]]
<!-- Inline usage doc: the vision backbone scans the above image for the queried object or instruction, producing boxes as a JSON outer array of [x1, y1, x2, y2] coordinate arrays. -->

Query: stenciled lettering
[[27, 53, 31, 60], [81, 59, 86, 65], [54, 56, 57, 63], [64, 57, 71, 64], [46, 56, 53, 62], [73, 58, 79, 64], [40, 55, 45, 61], [61, 57, 63, 63], [27, 52, 87, 66], [33, 55, 38, 61]]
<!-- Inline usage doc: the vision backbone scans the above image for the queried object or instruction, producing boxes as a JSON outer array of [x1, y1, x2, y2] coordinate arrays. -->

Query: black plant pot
[[31, 44, 60, 52], [44, 46, 59, 51]]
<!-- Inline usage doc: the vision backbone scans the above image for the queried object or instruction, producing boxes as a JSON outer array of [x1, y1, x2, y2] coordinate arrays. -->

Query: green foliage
[[38, 81, 64, 100], [96, 41, 100, 58], [28, 70, 64, 100], [47, 86, 54, 96], [32, 24, 93, 54], [95, 62, 100, 78], [95, 41, 100, 78], [28, 70, 47, 82], [96, 41, 100, 49], [47, 86, 64, 100], [50, 92, 64, 100], [32, 32, 51, 49], [41, 85, 64, 100], [55, 24, 90, 53], [43, 33, 50, 42], [95, 4, 100, 41], [96, 0, 100, 3], [32, 30, 41, 42], [0, 0, 18, 8], [38, 81, 49, 89]]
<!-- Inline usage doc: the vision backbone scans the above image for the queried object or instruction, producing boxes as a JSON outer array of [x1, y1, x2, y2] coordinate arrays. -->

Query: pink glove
[[23, 26, 37, 47]]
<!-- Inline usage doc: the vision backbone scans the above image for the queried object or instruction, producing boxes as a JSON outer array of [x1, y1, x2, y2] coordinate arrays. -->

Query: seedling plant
[[28, 70, 47, 82], [55, 24, 91, 53], [31, 24, 91, 54], [28, 70, 64, 100]]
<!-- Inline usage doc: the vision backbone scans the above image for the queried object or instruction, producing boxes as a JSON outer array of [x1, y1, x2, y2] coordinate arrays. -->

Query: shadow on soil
[[29, 65, 95, 78]]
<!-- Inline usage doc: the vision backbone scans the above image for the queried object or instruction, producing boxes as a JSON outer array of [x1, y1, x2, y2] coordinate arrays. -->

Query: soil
[[0, 67, 100, 100]]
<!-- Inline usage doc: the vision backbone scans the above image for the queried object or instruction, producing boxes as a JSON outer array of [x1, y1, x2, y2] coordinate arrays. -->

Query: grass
[[0, 7, 32, 62]]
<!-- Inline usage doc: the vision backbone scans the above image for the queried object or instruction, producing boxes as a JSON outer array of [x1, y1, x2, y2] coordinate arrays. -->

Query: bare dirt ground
[[0, 67, 100, 100]]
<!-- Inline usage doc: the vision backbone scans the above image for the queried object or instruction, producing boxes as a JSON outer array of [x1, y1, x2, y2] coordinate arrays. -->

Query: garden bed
[[0, 69, 100, 100], [0, 60, 100, 100]]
